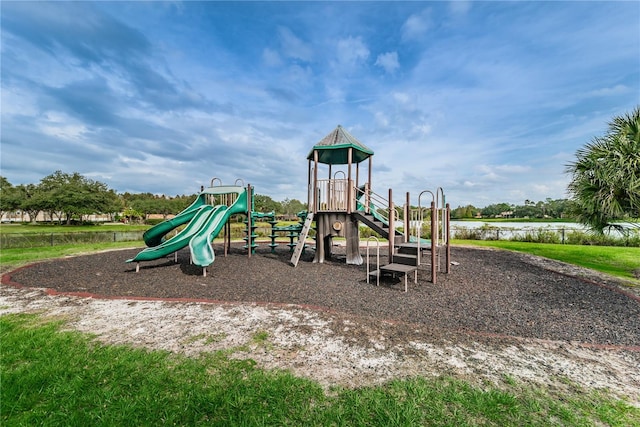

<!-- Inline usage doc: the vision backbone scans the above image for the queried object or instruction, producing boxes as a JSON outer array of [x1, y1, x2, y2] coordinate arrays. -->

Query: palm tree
[[566, 107, 640, 232]]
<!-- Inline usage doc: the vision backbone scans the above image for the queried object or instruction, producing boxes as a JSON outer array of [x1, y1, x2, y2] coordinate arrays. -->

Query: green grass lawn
[[0, 223, 149, 234], [0, 241, 143, 273], [456, 240, 640, 285], [2, 314, 638, 426]]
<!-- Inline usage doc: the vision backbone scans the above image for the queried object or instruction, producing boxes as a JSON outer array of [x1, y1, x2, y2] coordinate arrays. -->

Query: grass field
[[0, 223, 149, 233], [457, 240, 640, 285], [2, 313, 638, 426]]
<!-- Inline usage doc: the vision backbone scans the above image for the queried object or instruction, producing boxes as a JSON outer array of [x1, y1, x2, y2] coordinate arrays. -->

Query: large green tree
[[38, 171, 118, 224], [0, 176, 21, 219], [566, 107, 640, 232]]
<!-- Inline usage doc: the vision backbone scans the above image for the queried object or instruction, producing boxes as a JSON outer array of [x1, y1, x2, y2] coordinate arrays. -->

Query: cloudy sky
[[1, 1, 638, 208]]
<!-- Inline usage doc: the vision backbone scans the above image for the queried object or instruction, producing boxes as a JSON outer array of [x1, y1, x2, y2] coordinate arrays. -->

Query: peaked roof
[[307, 125, 374, 165]]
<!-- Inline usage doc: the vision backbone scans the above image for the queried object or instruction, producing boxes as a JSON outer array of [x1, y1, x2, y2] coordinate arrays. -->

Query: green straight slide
[[127, 187, 248, 266]]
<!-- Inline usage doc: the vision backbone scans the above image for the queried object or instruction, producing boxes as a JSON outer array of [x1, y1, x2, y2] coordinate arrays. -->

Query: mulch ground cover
[[6, 244, 640, 348]]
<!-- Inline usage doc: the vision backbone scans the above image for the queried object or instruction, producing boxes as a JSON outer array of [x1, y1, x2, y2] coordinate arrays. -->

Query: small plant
[[512, 228, 560, 244], [251, 329, 270, 344]]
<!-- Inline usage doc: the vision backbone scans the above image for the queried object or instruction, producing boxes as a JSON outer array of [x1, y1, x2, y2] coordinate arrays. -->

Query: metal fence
[[1, 231, 146, 249], [450, 225, 639, 246], [0, 228, 297, 249]]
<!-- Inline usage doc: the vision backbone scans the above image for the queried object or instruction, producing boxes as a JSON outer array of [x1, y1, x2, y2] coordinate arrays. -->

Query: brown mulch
[[6, 244, 640, 348]]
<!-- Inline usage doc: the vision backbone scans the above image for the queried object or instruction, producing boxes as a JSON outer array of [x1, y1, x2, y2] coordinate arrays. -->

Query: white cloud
[[277, 27, 313, 62], [401, 9, 432, 41], [411, 122, 432, 136], [393, 92, 410, 104], [449, 1, 471, 16], [334, 36, 369, 70], [374, 51, 399, 74], [586, 84, 630, 97], [374, 111, 389, 127], [494, 164, 531, 174], [262, 47, 282, 67]]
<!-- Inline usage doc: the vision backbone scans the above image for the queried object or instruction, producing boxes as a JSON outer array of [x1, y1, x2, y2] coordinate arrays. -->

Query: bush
[[452, 225, 496, 240], [512, 229, 560, 244], [359, 226, 382, 240]]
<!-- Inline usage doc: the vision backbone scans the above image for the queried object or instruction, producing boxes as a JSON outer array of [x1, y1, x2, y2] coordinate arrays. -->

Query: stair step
[[378, 263, 418, 292], [397, 246, 418, 255], [393, 253, 418, 266], [380, 263, 417, 274], [396, 242, 431, 251]]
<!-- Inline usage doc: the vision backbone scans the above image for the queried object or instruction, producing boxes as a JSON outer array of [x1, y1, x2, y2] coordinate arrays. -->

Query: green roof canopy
[[307, 125, 374, 165]]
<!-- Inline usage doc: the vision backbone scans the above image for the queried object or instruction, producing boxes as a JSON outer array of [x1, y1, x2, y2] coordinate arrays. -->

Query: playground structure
[[126, 179, 309, 276], [290, 125, 451, 287], [127, 125, 450, 288]]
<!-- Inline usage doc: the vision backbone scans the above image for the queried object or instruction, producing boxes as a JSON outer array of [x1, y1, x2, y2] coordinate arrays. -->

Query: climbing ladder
[[290, 212, 314, 267]]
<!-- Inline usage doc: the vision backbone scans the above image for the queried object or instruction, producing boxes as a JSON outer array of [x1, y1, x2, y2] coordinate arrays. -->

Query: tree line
[[451, 199, 575, 220], [0, 171, 307, 225], [0, 170, 575, 224]]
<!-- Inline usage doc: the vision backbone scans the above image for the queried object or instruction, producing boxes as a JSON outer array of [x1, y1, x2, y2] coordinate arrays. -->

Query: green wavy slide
[[127, 187, 248, 267]]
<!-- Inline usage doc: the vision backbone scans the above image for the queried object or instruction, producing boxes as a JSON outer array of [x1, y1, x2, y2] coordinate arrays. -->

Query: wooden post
[[247, 184, 252, 259], [446, 203, 451, 274], [307, 159, 312, 213], [431, 200, 437, 284], [328, 164, 333, 210], [388, 188, 394, 262], [368, 156, 372, 193], [347, 147, 353, 214], [404, 192, 410, 243], [313, 151, 318, 214]]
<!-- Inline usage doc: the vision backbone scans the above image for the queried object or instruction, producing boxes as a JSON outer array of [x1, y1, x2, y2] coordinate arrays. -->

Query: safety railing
[[366, 236, 380, 287], [314, 179, 352, 211], [353, 185, 392, 224]]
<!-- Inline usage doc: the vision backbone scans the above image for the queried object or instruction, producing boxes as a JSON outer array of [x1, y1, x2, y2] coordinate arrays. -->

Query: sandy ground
[[2, 258, 639, 406]]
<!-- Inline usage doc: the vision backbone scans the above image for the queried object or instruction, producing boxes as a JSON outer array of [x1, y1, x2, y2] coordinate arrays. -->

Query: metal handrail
[[417, 190, 435, 256], [353, 185, 392, 224], [366, 236, 380, 286]]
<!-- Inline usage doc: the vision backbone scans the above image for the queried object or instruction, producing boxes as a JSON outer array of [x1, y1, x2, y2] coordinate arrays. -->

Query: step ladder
[[290, 212, 314, 267]]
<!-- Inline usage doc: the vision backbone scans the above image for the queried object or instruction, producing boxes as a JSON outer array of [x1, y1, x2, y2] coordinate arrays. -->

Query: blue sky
[[1, 1, 638, 208]]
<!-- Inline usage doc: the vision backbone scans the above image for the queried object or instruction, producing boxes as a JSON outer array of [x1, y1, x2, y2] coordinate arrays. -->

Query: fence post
[[561, 228, 565, 244], [50, 233, 54, 246]]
